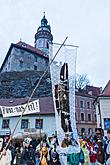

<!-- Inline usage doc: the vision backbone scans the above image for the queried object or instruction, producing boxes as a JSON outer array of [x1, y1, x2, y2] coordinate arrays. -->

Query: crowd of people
[[0, 129, 110, 165]]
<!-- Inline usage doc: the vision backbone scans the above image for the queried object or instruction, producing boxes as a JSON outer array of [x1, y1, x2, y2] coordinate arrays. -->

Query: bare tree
[[75, 74, 90, 90]]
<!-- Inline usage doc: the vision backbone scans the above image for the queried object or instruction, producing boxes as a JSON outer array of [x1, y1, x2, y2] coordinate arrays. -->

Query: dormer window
[[21, 43, 26, 48]]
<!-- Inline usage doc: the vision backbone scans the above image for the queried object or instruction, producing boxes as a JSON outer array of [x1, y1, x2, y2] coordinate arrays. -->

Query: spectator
[[20, 137, 36, 165], [104, 129, 110, 163]]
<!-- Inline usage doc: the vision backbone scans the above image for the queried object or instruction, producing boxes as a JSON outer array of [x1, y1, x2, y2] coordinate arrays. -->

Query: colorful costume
[[40, 146, 49, 165], [87, 141, 97, 165], [81, 141, 89, 165]]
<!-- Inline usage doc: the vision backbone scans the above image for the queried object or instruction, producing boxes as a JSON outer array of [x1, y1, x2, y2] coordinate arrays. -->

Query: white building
[[96, 80, 110, 135], [0, 97, 56, 138], [0, 14, 55, 139]]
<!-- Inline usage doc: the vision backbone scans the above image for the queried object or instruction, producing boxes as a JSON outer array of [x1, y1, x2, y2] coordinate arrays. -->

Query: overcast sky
[[0, 0, 110, 88]]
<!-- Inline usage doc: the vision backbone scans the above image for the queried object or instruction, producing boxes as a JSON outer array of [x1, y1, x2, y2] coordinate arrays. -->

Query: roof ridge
[[15, 41, 48, 58], [102, 80, 110, 96]]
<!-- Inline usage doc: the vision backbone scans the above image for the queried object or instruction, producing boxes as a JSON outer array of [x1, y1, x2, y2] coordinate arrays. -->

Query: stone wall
[[1, 47, 48, 73], [0, 71, 52, 98]]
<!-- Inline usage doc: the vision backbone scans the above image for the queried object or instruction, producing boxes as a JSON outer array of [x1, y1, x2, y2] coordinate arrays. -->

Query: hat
[[97, 139, 103, 144], [52, 152, 58, 159], [24, 137, 32, 144], [81, 140, 86, 147]]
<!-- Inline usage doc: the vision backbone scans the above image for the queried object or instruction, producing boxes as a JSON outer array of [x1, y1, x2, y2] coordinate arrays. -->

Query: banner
[[49, 43, 78, 145], [0, 99, 40, 117]]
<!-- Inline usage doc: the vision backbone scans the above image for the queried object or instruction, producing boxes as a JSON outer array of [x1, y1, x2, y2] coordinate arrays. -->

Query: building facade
[[75, 85, 100, 135], [34, 13, 53, 54], [0, 13, 53, 73], [0, 14, 55, 138], [0, 14, 101, 138], [96, 80, 110, 135], [0, 97, 56, 138]]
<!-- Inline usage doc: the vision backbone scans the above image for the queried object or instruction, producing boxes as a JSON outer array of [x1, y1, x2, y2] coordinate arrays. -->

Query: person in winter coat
[[97, 139, 105, 165], [104, 129, 110, 163], [87, 140, 97, 165], [20, 137, 36, 165], [106, 138, 110, 165], [13, 147, 21, 165], [49, 151, 61, 165]]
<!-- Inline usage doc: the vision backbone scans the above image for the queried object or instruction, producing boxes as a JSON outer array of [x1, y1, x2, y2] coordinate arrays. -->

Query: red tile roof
[[16, 41, 48, 59], [0, 97, 54, 115], [102, 80, 110, 96], [0, 41, 49, 72], [86, 85, 100, 96]]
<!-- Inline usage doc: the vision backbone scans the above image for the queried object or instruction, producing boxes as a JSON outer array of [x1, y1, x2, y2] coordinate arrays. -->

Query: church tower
[[34, 13, 53, 55]]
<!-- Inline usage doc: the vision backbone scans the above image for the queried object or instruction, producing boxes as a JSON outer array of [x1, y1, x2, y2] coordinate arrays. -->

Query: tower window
[[38, 40, 42, 47], [34, 65, 37, 70], [46, 42, 49, 49]]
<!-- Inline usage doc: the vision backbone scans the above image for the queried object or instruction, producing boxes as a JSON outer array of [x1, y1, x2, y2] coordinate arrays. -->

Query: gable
[[0, 42, 49, 72], [102, 80, 110, 96]]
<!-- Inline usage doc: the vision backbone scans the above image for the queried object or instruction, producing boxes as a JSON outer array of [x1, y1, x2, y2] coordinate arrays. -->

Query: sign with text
[[0, 99, 40, 117]]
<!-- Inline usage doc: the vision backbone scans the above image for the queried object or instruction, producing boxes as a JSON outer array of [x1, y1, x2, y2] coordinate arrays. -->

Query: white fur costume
[[0, 138, 12, 165]]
